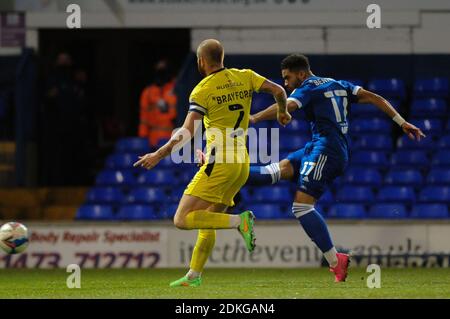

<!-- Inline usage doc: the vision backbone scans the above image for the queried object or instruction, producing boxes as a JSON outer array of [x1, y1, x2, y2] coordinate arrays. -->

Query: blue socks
[[292, 203, 334, 253], [247, 163, 281, 186]]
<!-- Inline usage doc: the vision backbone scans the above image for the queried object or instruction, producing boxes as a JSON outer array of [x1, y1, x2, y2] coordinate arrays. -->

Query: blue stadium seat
[[342, 79, 364, 88], [432, 151, 450, 166], [384, 169, 423, 186], [377, 186, 415, 204], [350, 99, 399, 118], [115, 137, 151, 153], [176, 168, 198, 184], [252, 93, 273, 112], [367, 78, 406, 99], [350, 118, 392, 133], [105, 153, 139, 169], [336, 186, 374, 203], [391, 151, 428, 169], [282, 119, 310, 134], [158, 154, 176, 168], [327, 204, 366, 218], [136, 169, 176, 186], [95, 170, 136, 186], [125, 187, 166, 204], [343, 168, 382, 186], [410, 204, 449, 219], [350, 151, 389, 169], [419, 186, 450, 203], [368, 204, 407, 219], [247, 204, 284, 219], [410, 119, 443, 135], [76, 205, 114, 220], [160, 204, 179, 219], [280, 134, 309, 151], [396, 135, 435, 151], [116, 205, 158, 220], [253, 186, 292, 203], [86, 187, 124, 204], [353, 135, 392, 151], [414, 77, 449, 98], [320, 190, 335, 205], [438, 134, 450, 148], [410, 98, 447, 118], [170, 187, 186, 203], [427, 169, 450, 185]]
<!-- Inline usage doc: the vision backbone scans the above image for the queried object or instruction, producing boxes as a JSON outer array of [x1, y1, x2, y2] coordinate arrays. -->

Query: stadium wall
[[2, 221, 449, 269]]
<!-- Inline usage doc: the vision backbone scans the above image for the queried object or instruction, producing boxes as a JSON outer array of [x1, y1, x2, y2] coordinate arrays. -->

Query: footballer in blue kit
[[246, 54, 425, 282], [197, 54, 425, 282]]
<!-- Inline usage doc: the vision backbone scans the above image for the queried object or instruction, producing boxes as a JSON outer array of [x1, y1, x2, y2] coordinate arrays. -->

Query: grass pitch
[[0, 268, 449, 299]]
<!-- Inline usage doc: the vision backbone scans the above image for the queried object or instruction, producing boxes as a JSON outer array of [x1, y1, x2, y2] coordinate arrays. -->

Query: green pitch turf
[[0, 268, 449, 299]]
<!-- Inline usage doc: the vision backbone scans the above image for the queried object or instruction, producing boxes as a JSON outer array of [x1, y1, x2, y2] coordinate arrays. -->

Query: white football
[[0, 222, 29, 254]]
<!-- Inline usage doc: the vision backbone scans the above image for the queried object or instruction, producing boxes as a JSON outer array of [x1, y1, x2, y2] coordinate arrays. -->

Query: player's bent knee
[[173, 214, 188, 229], [280, 159, 294, 180]]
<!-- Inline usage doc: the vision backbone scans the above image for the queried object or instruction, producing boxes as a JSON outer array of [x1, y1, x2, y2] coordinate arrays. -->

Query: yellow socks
[[184, 210, 236, 229], [189, 229, 216, 273]]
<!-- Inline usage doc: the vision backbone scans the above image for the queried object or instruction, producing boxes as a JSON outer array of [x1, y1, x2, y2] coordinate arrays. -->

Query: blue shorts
[[286, 142, 347, 200]]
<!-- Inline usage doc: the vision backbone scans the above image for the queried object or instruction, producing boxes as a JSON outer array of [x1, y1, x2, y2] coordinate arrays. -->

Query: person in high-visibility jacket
[[139, 59, 177, 147]]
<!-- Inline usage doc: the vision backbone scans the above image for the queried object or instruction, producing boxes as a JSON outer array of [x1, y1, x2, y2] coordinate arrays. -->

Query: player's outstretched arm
[[251, 80, 295, 126], [356, 88, 426, 141], [133, 111, 203, 169]]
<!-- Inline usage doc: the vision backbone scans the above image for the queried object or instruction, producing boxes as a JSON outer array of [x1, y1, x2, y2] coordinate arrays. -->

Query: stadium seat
[[437, 134, 450, 148], [136, 169, 176, 186], [343, 168, 382, 186], [368, 204, 407, 219], [410, 98, 447, 118], [115, 137, 151, 153], [396, 135, 435, 151], [116, 205, 158, 220], [160, 203, 179, 219], [353, 135, 392, 151], [327, 204, 366, 218], [86, 187, 124, 204], [410, 204, 449, 219], [125, 187, 166, 204], [320, 190, 335, 205], [414, 77, 449, 98], [384, 169, 423, 187], [253, 186, 292, 203], [247, 204, 284, 219], [282, 119, 310, 134], [350, 99, 399, 118], [280, 134, 309, 151], [391, 151, 428, 169], [252, 93, 273, 112], [410, 119, 443, 135], [158, 154, 176, 168], [350, 118, 392, 133], [336, 186, 375, 203], [367, 78, 406, 99], [350, 151, 389, 169], [426, 169, 450, 185], [432, 151, 450, 166], [419, 186, 450, 203], [105, 153, 139, 169], [377, 186, 415, 204], [95, 170, 136, 186], [170, 187, 186, 203], [76, 205, 114, 220]]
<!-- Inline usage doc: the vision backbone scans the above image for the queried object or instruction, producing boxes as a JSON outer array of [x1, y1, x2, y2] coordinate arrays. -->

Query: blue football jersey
[[287, 76, 361, 160]]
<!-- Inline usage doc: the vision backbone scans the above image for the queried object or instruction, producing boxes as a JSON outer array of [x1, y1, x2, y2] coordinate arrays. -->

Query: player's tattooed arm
[[133, 111, 203, 169], [356, 88, 426, 141]]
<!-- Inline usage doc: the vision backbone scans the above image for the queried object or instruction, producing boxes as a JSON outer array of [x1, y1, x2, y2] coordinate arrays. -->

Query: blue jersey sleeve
[[338, 80, 362, 103], [287, 85, 312, 109]]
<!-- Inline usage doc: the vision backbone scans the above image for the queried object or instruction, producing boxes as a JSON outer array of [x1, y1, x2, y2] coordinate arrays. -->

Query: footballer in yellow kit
[[184, 67, 267, 207]]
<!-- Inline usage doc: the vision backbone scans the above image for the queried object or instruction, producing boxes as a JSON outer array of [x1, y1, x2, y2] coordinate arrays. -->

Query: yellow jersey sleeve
[[188, 85, 208, 116], [247, 69, 267, 93]]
